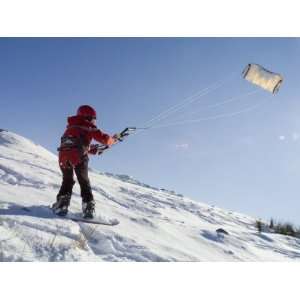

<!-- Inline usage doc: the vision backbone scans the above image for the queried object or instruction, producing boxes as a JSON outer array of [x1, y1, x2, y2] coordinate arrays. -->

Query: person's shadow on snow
[[0, 203, 59, 220]]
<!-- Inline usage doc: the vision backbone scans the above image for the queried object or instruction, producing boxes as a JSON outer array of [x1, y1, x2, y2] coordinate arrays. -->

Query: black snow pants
[[57, 157, 94, 203]]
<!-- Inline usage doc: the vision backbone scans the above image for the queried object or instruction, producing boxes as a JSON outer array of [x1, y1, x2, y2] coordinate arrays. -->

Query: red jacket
[[59, 115, 115, 168]]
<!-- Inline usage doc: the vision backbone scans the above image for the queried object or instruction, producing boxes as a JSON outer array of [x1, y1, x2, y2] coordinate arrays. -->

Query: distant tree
[[270, 218, 274, 229], [296, 227, 300, 238], [256, 220, 262, 233], [285, 223, 295, 237], [273, 222, 296, 237]]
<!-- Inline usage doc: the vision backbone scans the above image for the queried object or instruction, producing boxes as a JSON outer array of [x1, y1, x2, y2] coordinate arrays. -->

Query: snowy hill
[[1, 129, 300, 261]]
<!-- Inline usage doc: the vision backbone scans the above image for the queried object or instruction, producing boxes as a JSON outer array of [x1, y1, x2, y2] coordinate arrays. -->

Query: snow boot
[[82, 200, 95, 219], [52, 194, 71, 216]]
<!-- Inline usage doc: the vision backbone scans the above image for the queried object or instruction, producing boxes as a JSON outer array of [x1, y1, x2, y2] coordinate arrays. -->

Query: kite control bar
[[117, 127, 137, 141], [92, 127, 137, 155]]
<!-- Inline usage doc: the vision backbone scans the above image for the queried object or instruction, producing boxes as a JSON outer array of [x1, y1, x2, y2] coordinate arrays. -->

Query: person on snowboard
[[52, 105, 119, 219]]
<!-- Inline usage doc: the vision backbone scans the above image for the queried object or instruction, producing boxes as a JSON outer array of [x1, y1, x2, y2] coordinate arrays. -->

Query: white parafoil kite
[[242, 63, 283, 94]]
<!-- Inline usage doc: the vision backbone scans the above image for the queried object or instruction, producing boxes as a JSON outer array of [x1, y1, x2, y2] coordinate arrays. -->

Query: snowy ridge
[[1, 130, 300, 261]]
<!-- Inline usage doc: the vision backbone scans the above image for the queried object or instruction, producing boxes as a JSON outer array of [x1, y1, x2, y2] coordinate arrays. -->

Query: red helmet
[[77, 105, 97, 119]]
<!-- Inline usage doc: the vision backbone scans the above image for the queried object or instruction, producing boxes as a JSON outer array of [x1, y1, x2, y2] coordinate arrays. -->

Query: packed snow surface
[[1, 129, 300, 261]]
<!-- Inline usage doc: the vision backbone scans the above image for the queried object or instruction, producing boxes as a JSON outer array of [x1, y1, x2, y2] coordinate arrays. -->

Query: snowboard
[[20, 205, 119, 226]]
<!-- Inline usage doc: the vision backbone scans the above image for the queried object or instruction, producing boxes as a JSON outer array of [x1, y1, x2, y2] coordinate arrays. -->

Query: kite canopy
[[242, 64, 283, 94]]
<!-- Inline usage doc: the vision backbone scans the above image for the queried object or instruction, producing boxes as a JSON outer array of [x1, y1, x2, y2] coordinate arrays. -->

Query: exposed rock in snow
[[216, 228, 229, 235]]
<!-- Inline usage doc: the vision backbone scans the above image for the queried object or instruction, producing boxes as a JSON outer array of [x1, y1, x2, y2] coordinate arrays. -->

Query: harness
[[57, 125, 91, 156]]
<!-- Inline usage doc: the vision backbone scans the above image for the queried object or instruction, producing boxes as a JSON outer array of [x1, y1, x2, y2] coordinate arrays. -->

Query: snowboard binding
[[52, 194, 71, 216], [82, 200, 96, 219]]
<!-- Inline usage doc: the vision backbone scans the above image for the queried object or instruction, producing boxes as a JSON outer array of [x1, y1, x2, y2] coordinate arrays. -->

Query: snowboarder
[[52, 105, 119, 219]]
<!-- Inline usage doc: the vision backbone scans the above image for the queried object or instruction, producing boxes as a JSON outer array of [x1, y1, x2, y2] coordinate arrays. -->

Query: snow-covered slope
[[1, 129, 300, 261]]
